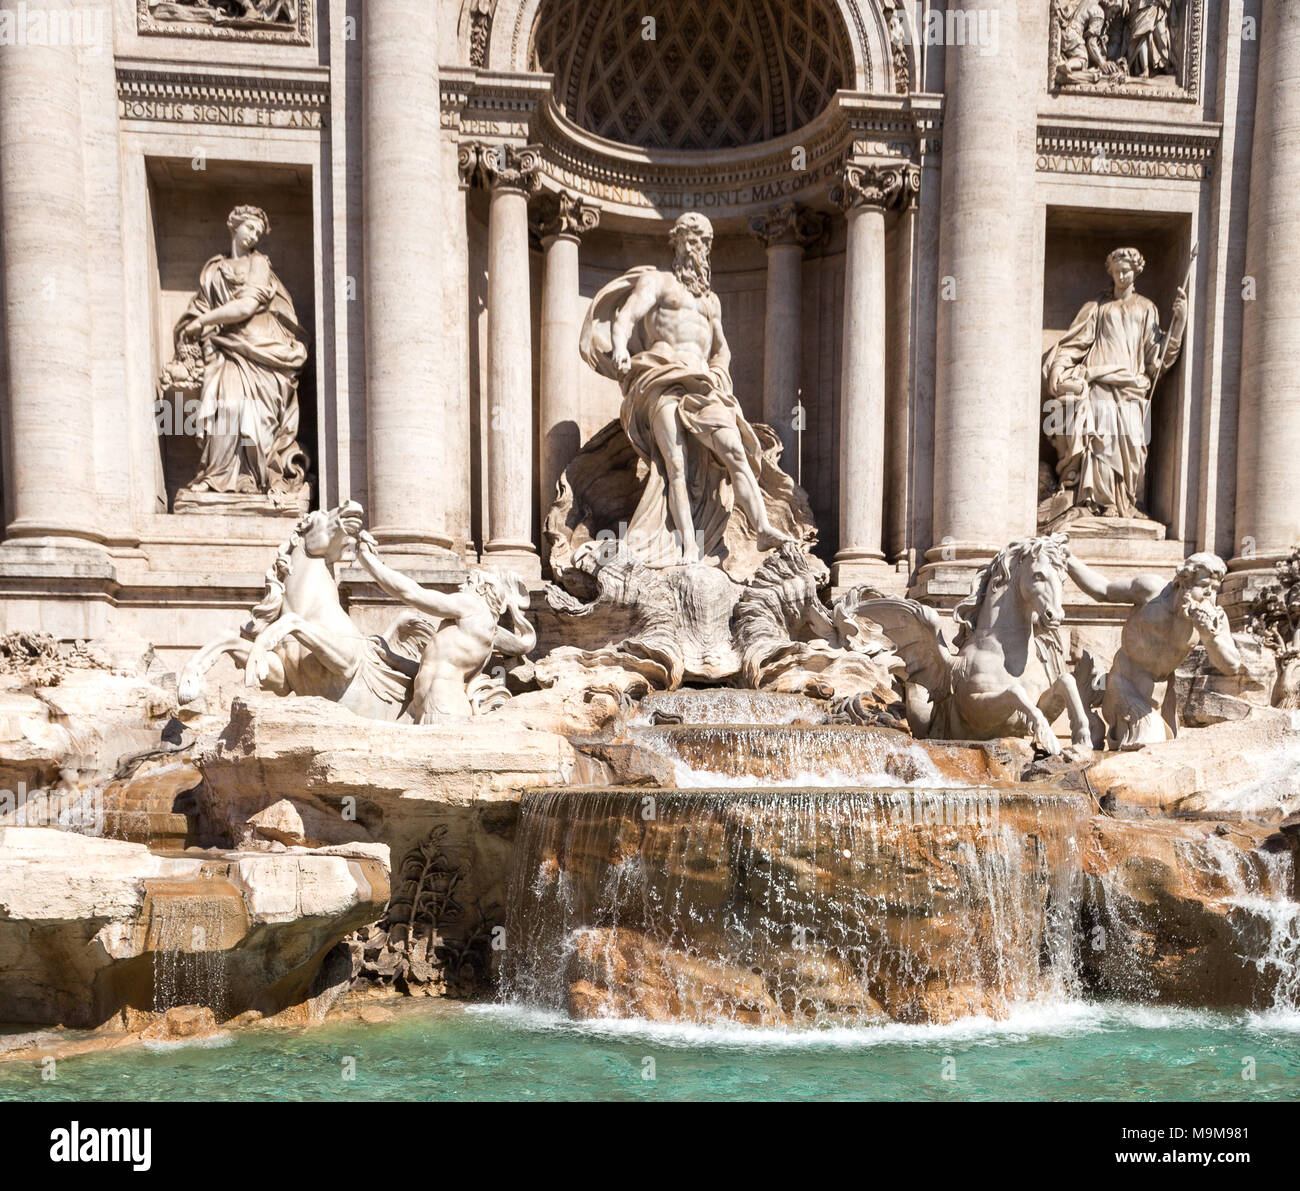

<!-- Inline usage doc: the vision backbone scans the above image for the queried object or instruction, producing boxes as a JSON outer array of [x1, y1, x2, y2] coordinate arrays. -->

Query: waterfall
[[631, 690, 830, 726], [500, 785, 1087, 1026], [144, 878, 237, 1017], [628, 724, 957, 789], [1082, 825, 1300, 1014], [1194, 834, 1300, 1013]]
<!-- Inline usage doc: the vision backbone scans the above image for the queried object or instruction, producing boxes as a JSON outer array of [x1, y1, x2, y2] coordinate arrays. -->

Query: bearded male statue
[[1067, 551, 1245, 749], [579, 212, 796, 569]]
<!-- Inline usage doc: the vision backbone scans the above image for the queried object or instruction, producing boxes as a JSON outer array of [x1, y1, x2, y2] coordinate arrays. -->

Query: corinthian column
[[363, 0, 453, 555], [748, 203, 827, 475], [830, 163, 905, 586], [1234, 2, 1300, 573], [535, 190, 600, 532], [477, 145, 542, 578], [0, 4, 99, 544], [926, 0, 1038, 571]]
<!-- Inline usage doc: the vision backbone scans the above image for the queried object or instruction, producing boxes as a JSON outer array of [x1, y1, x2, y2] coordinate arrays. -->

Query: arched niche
[[488, 0, 903, 98]]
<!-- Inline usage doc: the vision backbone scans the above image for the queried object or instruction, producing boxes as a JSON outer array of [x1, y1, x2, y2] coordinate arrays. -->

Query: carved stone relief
[[1048, 0, 1201, 99], [139, 0, 311, 43]]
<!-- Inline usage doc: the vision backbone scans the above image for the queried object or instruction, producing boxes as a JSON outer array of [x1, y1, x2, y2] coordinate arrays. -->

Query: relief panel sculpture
[[1050, 0, 1193, 95]]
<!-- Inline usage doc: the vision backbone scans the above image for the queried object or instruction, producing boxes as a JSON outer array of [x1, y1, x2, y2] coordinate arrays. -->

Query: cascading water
[[1188, 833, 1300, 1012], [631, 690, 829, 726], [500, 750, 1089, 1025], [627, 723, 1011, 788], [144, 875, 242, 1017]]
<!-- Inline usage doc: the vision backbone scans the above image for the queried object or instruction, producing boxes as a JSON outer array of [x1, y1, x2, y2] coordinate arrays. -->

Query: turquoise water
[[2, 999, 1298, 1101]]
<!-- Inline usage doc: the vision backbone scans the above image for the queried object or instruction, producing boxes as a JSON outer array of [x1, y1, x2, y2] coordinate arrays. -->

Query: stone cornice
[[117, 66, 329, 130], [440, 73, 939, 222], [1036, 118, 1220, 182], [440, 68, 552, 141]]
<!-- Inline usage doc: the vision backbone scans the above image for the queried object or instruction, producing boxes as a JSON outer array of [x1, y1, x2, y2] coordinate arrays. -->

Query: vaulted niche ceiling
[[530, 0, 853, 151]]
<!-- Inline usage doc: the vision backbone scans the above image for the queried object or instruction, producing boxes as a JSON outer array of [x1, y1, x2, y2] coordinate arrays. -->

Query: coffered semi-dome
[[529, 0, 855, 151]]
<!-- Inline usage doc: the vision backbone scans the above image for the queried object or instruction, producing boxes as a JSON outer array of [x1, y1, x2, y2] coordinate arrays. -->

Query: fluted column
[[363, 0, 453, 554], [477, 145, 542, 578], [830, 164, 904, 586], [0, 3, 99, 544], [535, 191, 600, 538], [886, 169, 922, 563], [748, 203, 827, 475], [1234, 2, 1300, 569], [927, 0, 1037, 566]]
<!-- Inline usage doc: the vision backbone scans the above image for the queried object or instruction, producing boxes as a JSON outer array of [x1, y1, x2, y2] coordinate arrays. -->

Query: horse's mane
[[952, 535, 1069, 651], [245, 510, 315, 637]]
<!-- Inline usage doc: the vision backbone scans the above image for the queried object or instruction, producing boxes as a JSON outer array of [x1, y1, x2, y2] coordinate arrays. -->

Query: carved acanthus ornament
[[532, 190, 601, 244], [830, 163, 913, 213], [471, 143, 543, 196], [747, 203, 829, 251], [468, 0, 493, 68]]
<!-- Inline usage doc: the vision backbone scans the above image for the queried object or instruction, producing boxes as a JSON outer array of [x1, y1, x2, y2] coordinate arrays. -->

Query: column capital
[[830, 161, 918, 213], [531, 189, 601, 245], [468, 142, 544, 197], [456, 143, 480, 190], [747, 202, 829, 250]]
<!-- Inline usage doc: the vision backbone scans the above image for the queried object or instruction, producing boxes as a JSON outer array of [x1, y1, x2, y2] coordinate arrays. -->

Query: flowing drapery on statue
[[581, 266, 768, 568], [575, 212, 804, 572], [165, 205, 310, 507], [1043, 246, 1185, 522]]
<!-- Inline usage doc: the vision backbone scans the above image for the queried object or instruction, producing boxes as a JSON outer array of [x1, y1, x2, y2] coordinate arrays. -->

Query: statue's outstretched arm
[[1066, 555, 1148, 604], [356, 540, 472, 620]]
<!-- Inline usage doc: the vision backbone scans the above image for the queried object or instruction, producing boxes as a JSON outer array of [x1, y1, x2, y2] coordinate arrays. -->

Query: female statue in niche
[[1042, 246, 1186, 524], [166, 204, 309, 508]]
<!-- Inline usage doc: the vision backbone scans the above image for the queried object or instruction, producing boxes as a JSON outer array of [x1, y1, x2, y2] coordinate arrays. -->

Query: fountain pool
[[1, 997, 1297, 1102]]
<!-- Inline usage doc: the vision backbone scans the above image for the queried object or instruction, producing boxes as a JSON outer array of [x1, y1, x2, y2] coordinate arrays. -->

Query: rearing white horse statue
[[178, 502, 430, 720], [850, 535, 1093, 758]]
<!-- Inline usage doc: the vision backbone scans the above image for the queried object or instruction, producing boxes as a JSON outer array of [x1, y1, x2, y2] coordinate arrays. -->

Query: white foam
[[467, 1000, 1248, 1050]]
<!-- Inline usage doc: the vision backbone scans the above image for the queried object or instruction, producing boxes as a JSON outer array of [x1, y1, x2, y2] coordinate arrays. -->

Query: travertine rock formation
[[0, 826, 388, 1027]]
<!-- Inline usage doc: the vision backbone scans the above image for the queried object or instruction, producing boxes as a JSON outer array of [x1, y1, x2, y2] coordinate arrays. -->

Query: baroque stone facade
[[0, 0, 1293, 673]]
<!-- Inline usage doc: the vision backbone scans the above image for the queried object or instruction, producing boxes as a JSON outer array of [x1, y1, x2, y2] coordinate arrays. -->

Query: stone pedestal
[[173, 490, 313, 518]]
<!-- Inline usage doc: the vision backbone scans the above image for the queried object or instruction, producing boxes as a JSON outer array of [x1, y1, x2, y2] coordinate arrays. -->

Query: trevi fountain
[[0, 0, 1296, 1126]]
